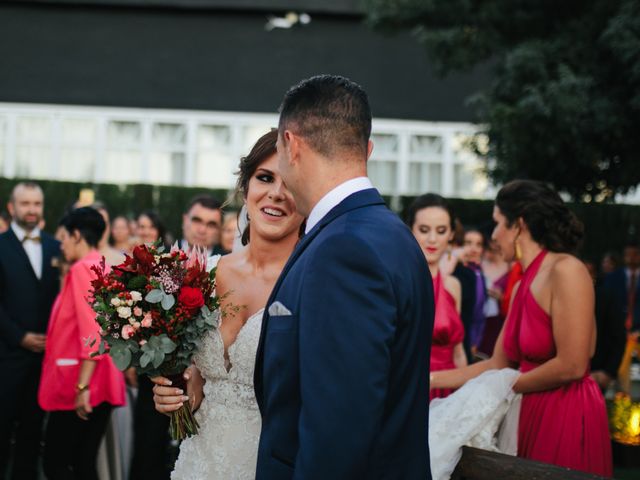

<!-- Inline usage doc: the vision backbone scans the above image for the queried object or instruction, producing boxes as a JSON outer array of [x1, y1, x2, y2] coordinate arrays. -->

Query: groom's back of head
[[278, 75, 372, 160]]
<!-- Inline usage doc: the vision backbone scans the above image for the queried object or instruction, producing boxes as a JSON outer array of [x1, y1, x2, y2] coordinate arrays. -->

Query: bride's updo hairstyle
[[495, 180, 584, 253], [235, 129, 278, 246], [405, 193, 455, 231]]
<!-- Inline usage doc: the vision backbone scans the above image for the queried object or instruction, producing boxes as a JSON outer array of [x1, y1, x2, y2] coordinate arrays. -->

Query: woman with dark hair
[[136, 210, 166, 246], [38, 207, 126, 479], [110, 215, 133, 255], [151, 129, 305, 478], [431, 180, 612, 476], [406, 194, 467, 401]]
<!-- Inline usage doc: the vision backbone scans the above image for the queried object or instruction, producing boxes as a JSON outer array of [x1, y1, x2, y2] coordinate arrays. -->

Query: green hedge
[[2, 177, 639, 265]]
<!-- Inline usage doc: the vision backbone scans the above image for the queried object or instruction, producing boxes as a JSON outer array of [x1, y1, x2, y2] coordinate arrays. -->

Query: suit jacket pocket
[[267, 314, 296, 332]]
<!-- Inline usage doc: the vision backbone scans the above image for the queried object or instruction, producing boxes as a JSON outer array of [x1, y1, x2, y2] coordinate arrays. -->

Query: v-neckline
[[216, 308, 264, 374]]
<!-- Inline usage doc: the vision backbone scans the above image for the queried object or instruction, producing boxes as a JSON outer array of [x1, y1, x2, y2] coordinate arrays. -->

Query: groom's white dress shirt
[[11, 221, 43, 279], [305, 177, 374, 235]]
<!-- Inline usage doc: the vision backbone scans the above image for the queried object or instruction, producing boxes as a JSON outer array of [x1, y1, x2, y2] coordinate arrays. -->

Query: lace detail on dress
[[172, 255, 264, 479]]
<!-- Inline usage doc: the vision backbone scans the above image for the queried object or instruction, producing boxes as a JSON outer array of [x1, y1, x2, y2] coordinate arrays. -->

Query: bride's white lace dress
[[172, 256, 262, 480]]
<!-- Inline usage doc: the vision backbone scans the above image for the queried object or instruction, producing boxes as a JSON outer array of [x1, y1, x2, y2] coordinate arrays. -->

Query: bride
[[152, 130, 304, 479]]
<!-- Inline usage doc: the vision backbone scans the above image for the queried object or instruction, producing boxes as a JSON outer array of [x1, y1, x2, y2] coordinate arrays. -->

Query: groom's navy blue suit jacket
[[254, 189, 434, 479]]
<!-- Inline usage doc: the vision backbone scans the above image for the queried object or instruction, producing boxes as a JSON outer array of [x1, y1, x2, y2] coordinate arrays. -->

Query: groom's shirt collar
[[305, 177, 373, 234]]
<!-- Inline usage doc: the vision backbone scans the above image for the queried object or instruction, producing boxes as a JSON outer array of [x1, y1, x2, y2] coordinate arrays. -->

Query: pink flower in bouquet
[[121, 325, 135, 340], [133, 306, 143, 317], [141, 312, 153, 328], [178, 286, 205, 312], [185, 245, 208, 272]]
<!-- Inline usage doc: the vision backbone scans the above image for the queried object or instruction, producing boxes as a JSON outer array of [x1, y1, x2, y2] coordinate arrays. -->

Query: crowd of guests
[[0, 182, 235, 479], [0, 175, 636, 479]]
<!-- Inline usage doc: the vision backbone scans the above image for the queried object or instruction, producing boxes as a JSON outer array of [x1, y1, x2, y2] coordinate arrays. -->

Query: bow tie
[[22, 235, 41, 244]]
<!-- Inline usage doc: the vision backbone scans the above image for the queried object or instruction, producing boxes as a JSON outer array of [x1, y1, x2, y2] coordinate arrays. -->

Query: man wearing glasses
[[180, 194, 224, 256]]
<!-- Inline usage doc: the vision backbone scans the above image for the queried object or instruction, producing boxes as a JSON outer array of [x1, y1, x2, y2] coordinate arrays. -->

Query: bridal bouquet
[[89, 243, 220, 440]]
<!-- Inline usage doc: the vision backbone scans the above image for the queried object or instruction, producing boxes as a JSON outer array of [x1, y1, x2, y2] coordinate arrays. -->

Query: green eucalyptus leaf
[[159, 336, 177, 354], [161, 294, 175, 310], [152, 351, 164, 368], [145, 289, 164, 303], [140, 352, 153, 368], [111, 348, 132, 371]]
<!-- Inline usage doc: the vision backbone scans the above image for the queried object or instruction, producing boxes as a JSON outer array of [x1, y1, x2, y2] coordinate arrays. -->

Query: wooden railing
[[451, 447, 608, 480]]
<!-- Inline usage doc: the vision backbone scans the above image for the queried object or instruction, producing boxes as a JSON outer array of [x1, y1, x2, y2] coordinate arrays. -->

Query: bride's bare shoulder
[[214, 251, 250, 284]]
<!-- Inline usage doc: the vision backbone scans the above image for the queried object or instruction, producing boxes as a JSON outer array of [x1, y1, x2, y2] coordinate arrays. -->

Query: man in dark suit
[[254, 75, 434, 479], [0, 182, 60, 479], [592, 279, 627, 390], [592, 243, 639, 390]]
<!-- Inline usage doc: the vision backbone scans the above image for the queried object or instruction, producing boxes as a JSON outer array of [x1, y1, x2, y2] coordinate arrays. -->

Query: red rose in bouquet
[[178, 286, 205, 312]]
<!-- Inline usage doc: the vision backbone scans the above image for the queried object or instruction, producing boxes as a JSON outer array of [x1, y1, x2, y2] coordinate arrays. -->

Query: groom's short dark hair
[[278, 75, 372, 159]]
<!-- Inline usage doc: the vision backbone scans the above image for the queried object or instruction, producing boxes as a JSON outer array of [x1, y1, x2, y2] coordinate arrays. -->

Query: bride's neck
[[245, 230, 299, 272]]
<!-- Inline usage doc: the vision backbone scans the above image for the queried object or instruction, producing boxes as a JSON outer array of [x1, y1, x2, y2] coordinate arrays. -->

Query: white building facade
[[0, 102, 492, 200]]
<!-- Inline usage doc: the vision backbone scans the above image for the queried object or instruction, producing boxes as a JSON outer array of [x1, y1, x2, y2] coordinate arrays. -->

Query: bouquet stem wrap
[[166, 372, 200, 440]]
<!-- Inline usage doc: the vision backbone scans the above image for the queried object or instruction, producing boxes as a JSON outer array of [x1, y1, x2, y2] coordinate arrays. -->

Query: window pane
[[371, 134, 398, 157], [152, 123, 186, 148], [241, 126, 273, 152], [61, 118, 96, 144], [17, 116, 51, 143], [107, 121, 141, 146], [16, 146, 51, 178], [454, 163, 477, 196], [195, 152, 234, 189], [148, 152, 186, 185], [368, 161, 397, 194], [410, 135, 442, 158], [104, 151, 143, 183], [59, 149, 95, 181], [198, 125, 231, 150], [408, 162, 442, 194]]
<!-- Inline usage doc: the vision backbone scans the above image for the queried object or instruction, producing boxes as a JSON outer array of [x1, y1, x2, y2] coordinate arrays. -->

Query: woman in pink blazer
[[38, 207, 125, 480]]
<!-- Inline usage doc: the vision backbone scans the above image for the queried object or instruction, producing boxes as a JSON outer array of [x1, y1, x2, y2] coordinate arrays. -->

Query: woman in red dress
[[407, 194, 467, 401], [431, 180, 612, 476]]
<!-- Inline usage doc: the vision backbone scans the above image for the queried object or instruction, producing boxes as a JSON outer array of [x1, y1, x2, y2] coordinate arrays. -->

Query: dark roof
[[6, 0, 364, 14], [0, 2, 490, 122]]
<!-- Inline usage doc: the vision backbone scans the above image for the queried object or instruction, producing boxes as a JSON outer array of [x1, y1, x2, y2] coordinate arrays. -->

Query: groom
[[254, 75, 434, 479]]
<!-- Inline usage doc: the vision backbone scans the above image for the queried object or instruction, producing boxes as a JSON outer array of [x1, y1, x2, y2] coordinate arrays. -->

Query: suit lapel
[[5, 228, 40, 281], [254, 188, 386, 407]]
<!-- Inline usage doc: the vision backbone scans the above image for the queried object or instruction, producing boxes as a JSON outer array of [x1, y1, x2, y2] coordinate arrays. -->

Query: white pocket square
[[268, 301, 292, 316]]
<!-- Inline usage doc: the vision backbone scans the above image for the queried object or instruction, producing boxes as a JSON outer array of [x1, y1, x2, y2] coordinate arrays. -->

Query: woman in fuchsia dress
[[431, 180, 612, 476], [406, 194, 467, 401]]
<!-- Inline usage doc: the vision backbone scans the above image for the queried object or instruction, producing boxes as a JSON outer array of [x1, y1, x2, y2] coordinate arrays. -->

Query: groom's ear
[[284, 130, 303, 165]]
